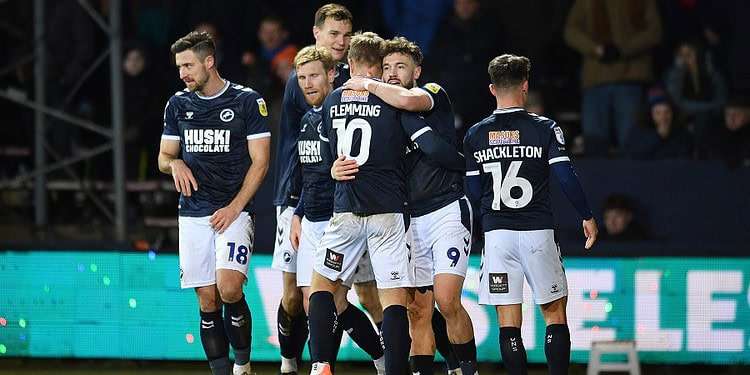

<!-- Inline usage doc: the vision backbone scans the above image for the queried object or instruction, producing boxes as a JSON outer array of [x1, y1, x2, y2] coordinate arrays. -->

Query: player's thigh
[[478, 230, 524, 306], [518, 229, 568, 305], [365, 213, 414, 289], [314, 213, 367, 284], [297, 218, 327, 288], [178, 215, 216, 289], [215, 211, 254, 277], [430, 198, 473, 279], [433, 273, 465, 316], [408, 217, 434, 288], [540, 295, 568, 325], [272, 206, 297, 273]]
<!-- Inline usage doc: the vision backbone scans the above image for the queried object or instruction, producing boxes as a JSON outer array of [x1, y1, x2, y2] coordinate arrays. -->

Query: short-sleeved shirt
[[297, 107, 335, 222], [322, 85, 433, 215], [463, 107, 569, 231], [272, 63, 350, 207], [405, 82, 464, 217], [161, 80, 270, 217]]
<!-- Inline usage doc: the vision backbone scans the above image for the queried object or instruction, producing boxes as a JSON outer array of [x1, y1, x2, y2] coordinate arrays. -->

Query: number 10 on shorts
[[227, 242, 249, 265]]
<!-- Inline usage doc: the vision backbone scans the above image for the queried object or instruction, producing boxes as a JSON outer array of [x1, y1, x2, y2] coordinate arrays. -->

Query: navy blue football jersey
[[162, 81, 270, 217], [272, 63, 350, 207], [297, 107, 335, 222], [322, 85, 432, 215], [405, 82, 464, 217], [463, 108, 569, 231]]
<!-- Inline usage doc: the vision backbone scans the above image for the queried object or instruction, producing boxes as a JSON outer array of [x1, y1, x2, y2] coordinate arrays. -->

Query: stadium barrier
[[0, 251, 747, 364]]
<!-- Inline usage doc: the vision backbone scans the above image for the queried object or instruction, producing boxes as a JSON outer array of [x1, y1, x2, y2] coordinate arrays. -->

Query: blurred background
[[0, 0, 749, 373]]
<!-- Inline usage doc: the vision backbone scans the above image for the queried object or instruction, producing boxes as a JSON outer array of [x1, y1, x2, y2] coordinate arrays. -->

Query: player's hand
[[210, 205, 241, 234], [582, 218, 598, 250], [331, 155, 358, 181], [290, 214, 302, 251], [169, 159, 198, 197], [343, 77, 372, 91]]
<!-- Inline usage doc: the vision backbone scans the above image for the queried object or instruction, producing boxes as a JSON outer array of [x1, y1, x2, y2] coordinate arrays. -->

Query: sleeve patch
[[256, 98, 268, 117], [553, 126, 565, 145], [424, 82, 442, 94]]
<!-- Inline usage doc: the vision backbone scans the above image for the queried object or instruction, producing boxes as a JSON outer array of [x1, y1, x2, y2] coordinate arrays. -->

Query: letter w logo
[[492, 275, 503, 283]]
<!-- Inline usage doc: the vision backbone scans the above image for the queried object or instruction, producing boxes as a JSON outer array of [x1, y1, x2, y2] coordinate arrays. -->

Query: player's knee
[[217, 283, 243, 304], [197, 293, 220, 312], [407, 299, 432, 327], [541, 297, 567, 325], [281, 290, 303, 312], [435, 292, 461, 319], [356, 285, 381, 313]]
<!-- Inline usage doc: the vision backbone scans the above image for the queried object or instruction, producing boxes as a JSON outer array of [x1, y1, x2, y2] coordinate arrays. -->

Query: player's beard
[[188, 71, 210, 93]]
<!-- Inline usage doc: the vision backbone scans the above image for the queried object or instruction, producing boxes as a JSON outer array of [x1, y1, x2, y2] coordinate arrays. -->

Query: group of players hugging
[[158, 3, 598, 375]]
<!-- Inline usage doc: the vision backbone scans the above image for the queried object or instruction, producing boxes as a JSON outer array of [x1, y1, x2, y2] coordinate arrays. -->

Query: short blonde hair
[[294, 45, 335, 72], [347, 32, 384, 67]]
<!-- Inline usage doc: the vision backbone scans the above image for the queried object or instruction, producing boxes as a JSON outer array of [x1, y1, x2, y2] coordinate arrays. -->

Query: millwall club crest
[[220, 108, 235, 122]]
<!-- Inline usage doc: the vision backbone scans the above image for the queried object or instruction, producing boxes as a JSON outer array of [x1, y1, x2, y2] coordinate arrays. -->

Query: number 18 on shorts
[[178, 212, 255, 288]]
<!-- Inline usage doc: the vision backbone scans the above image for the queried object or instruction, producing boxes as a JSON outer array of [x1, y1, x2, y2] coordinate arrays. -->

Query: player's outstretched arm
[[210, 137, 271, 233], [343, 77, 432, 112], [550, 161, 598, 249], [158, 139, 198, 197]]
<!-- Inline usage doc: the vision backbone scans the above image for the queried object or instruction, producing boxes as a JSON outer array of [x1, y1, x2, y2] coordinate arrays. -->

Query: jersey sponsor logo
[[488, 130, 520, 145], [489, 272, 509, 293], [184, 129, 231, 152], [324, 248, 344, 271], [473, 146, 543, 163], [553, 126, 565, 145], [298, 140, 322, 163], [186, 111, 194, 120], [257, 98, 268, 117], [341, 89, 370, 103], [220, 108, 235, 122], [424, 82, 442, 94]]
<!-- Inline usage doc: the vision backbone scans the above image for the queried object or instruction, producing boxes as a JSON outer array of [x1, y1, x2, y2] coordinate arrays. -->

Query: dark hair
[[603, 194, 635, 213], [488, 54, 530, 89], [170, 31, 215, 60], [261, 15, 286, 29], [314, 3, 353, 28], [383, 37, 423, 66], [348, 32, 384, 67], [726, 95, 750, 109]]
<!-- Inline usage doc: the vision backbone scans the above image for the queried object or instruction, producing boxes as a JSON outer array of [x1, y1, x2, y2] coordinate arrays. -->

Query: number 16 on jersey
[[483, 160, 533, 210]]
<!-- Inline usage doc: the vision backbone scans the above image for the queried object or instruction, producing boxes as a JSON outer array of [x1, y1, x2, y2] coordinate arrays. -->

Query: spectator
[[427, 0, 499, 135], [256, 16, 298, 83], [600, 194, 649, 241], [665, 40, 727, 134], [122, 45, 160, 180], [564, 0, 662, 157], [627, 91, 692, 160], [696, 97, 750, 167], [379, 0, 452, 56]]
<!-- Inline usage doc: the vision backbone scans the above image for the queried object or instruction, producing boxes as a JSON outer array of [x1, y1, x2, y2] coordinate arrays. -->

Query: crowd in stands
[[1, 0, 749, 244]]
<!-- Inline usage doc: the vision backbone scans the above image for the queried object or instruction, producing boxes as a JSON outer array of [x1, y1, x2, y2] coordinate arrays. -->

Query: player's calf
[[434, 274, 478, 374], [408, 287, 436, 375], [541, 297, 570, 375]]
